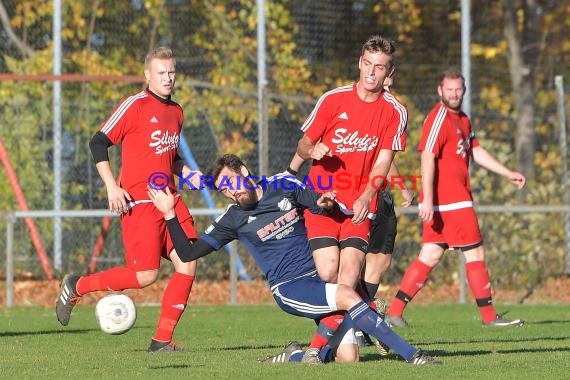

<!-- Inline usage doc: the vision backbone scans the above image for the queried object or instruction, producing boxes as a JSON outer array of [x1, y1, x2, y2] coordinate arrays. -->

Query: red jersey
[[99, 89, 183, 200], [301, 83, 407, 210], [418, 102, 480, 206]]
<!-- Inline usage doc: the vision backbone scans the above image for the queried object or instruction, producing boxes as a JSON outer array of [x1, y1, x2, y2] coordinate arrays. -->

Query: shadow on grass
[[361, 345, 570, 362], [219, 343, 306, 351], [428, 346, 570, 358], [0, 328, 98, 337], [148, 364, 206, 369], [529, 319, 570, 325], [1, 324, 153, 338], [414, 334, 570, 346], [359, 352, 406, 362]]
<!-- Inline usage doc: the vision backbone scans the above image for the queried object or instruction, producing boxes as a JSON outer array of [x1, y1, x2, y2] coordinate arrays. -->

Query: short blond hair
[[144, 46, 175, 69]]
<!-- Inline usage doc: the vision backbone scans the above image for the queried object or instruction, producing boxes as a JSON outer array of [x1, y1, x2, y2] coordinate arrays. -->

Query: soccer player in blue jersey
[[147, 154, 440, 365]]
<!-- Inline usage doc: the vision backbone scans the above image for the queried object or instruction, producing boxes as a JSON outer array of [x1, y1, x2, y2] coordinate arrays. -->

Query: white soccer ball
[[95, 294, 137, 335]]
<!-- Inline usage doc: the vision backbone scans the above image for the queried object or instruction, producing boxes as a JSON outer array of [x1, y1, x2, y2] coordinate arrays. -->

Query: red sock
[[154, 272, 195, 342], [76, 267, 142, 295], [309, 312, 345, 350], [466, 260, 496, 323], [387, 259, 432, 316]]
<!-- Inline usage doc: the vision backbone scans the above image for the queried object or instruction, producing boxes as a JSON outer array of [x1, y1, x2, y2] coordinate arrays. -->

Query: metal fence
[[2, 208, 243, 307], [0, 1, 568, 303], [4, 204, 570, 307]]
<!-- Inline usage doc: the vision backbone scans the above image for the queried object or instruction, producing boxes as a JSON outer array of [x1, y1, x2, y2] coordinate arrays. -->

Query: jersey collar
[[145, 88, 172, 104]]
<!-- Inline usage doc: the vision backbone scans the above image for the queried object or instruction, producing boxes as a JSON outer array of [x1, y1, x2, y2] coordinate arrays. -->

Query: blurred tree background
[[0, 0, 568, 300]]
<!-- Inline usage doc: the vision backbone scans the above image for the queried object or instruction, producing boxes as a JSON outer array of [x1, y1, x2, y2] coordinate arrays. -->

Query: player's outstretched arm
[[472, 146, 526, 189], [147, 185, 215, 262], [147, 186, 177, 219], [283, 152, 305, 176]]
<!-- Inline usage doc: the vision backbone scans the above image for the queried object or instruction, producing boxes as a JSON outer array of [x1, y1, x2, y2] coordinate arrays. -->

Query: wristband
[[286, 167, 298, 176]]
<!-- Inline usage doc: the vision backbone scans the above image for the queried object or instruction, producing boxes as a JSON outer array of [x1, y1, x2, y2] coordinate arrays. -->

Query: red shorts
[[422, 206, 482, 248], [121, 196, 197, 271], [304, 210, 371, 244]]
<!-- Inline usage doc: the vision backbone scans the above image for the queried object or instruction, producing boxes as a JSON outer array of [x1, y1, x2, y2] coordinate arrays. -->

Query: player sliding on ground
[[147, 153, 441, 365]]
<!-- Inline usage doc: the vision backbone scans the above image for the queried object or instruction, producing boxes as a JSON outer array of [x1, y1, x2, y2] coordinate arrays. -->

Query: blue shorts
[[270, 270, 338, 319]]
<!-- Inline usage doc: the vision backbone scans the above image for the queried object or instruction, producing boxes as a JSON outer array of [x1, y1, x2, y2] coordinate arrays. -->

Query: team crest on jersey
[[256, 208, 299, 241], [149, 129, 179, 155], [277, 198, 292, 211], [456, 138, 471, 158], [331, 128, 378, 154]]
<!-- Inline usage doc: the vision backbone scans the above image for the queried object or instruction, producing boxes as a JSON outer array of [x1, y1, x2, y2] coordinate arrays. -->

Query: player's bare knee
[[315, 260, 338, 282], [419, 244, 444, 266], [319, 269, 338, 283], [335, 352, 359, 363], [334, 345, 359, 363], [136, 270, 159, 287]]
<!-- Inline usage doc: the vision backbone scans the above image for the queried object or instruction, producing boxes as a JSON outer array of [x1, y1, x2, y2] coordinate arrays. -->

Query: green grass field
[[2, 303, 570, 379]]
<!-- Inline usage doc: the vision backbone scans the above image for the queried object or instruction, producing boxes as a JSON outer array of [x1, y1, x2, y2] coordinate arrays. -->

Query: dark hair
[[205, 154, 251, 188], [361, 35, 396, 64], [439, 67, 465, 86]]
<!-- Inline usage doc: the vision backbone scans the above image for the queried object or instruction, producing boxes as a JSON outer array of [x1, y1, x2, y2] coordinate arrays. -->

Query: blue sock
[[290, 351, 303, 362], [319, 345, 334, 363], [349, 301, 418, 361]]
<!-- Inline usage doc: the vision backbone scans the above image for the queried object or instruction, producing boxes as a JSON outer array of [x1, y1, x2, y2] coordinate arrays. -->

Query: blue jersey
[[200, 175, 328, 286]]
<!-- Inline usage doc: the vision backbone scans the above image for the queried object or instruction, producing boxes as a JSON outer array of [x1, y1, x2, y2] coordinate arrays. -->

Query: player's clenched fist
[[309, 142, 332, 160]]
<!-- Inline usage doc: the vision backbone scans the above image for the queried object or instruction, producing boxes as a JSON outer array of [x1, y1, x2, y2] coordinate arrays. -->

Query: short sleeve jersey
[[200, 176, 324, 286], [301, 83, 407, 210], [418, 102, 480, 205], [99, 89, 183, 200]]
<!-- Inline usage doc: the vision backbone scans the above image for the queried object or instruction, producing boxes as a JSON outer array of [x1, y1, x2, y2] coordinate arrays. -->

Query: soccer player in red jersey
[[295, 35, 407, 293], [385, 68, 526, 328], [56, 47, 200, 352], [359, 78, 415, 317], [289, 35, 407, 360]]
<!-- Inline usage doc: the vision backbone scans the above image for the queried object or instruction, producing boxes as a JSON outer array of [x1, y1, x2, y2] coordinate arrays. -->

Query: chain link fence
[[0, 1, 568, 290]]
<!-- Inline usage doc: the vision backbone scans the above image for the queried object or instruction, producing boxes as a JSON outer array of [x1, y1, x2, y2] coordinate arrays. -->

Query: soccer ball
[[95, 294, 137, 335]]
